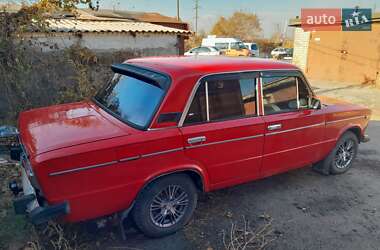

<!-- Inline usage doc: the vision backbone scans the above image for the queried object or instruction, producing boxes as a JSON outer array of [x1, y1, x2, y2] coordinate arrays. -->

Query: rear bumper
[[11, 167, 69, 225]]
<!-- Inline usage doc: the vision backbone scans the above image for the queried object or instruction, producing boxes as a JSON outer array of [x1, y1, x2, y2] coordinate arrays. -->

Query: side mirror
[[310, 98, 322, 110]]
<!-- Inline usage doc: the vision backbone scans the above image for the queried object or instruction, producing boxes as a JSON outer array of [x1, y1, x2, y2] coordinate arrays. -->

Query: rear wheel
[[313, 131, 358, 175], [132, 174, 198, 238]]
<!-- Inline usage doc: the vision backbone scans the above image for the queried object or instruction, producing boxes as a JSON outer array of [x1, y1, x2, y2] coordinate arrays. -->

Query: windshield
[[95, 73, 165, 129]]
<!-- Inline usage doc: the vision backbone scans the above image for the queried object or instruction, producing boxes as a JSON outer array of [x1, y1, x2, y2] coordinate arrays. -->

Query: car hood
[[19, 101, 130, 157], [318, 95, 371, 116]]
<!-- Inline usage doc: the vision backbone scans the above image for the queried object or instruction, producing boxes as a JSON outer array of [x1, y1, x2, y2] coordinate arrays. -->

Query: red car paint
[[18, 57, 371, 222]]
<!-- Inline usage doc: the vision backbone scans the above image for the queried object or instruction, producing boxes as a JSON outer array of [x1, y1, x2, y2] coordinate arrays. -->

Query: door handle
[[187, 136, 206, 145], [267, 124, 282, 131]]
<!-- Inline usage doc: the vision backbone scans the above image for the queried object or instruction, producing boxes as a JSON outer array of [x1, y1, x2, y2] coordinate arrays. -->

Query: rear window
[[95, 71, 166, 129]]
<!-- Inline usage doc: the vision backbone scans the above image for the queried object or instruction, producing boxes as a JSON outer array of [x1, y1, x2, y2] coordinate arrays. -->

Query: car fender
[[336, 122, 364, 142]]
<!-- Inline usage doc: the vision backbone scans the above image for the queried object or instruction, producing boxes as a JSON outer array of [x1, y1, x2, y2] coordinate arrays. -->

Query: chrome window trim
[[147, 126, 179, 131], [205, 81, 210, 122], [255, 78, 261, 116], [266, 122, 325, 136], [178, 69, 299, 127], [260, 77, 264, 115], [296, 77, 300, 109], [326, 116, 366, 124], [185, 134, 264, 149]]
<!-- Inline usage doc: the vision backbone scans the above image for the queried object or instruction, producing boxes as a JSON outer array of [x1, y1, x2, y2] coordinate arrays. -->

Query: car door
[[260, 71, 326, 178], [179, 72, 265, 190]]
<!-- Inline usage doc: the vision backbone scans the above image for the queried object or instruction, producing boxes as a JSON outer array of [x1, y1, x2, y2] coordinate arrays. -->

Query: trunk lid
[[19, 101, 130, 157]]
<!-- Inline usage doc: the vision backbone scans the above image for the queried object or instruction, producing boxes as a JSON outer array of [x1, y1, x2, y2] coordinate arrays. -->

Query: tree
[[211, 11, 262, 41], [0, 0, 92, 124]]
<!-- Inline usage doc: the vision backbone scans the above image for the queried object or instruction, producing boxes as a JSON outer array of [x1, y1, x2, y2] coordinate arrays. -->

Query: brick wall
[[292, 28, 311, 72]]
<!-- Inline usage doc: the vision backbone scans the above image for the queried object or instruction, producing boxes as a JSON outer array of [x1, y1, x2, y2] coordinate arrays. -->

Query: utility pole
[[177, 0, 180, 21], [194, 0, 199, 35]]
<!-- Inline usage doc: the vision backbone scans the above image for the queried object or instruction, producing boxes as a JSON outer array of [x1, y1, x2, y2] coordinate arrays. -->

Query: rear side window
[[184, 83, 207, 124], [96, 74, 165, 128], [184, 74, 257, 125]]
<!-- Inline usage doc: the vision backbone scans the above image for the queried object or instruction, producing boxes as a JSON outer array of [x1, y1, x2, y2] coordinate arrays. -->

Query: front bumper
[[361, 134, 370, 143], [11, 167, 69, 225]]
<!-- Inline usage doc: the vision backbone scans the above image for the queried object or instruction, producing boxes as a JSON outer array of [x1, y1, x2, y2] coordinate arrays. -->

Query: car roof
[[127, 56, 299, 79], [203, 37, 241, 42]]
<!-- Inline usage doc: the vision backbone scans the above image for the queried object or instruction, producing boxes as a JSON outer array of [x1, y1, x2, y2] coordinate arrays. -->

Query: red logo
[[301, 9, 342, 31]]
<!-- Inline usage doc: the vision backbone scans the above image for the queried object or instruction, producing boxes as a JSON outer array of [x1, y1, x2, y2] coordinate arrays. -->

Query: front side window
[[95, 73, 165, 128], [184, 74, 257, 125], [262, 75, 312, 115]]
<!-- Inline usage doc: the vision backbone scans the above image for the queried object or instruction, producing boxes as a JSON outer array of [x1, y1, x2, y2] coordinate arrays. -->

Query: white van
[[201, 36, 250, 57], [244, 42, 260, 57]]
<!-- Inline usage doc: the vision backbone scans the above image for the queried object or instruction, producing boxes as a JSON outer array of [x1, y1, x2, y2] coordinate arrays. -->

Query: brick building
[[289, 13, 380, 85]]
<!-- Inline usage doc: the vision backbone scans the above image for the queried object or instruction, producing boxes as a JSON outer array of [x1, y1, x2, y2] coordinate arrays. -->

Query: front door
[[179, 72, 265, 190], [260, 71, 326, 177]]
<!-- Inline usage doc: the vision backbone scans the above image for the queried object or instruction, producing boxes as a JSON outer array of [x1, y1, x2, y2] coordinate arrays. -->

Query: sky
[[6, 0, 377, 37], [96, 0, 379, 37]]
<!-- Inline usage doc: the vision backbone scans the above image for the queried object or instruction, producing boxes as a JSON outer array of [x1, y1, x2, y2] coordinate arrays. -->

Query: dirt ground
[[1, 82, 380, 250], [311, 80, 380, 120]]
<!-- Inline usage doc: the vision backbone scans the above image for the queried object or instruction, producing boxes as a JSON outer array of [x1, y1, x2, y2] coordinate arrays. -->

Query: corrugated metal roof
[[44, 19, 192, 34], [79, 9, 185, 24]]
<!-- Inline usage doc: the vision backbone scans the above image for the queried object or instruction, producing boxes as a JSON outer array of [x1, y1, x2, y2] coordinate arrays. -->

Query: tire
[[132, 174, 198, 238], [313, 131, 358, 175]]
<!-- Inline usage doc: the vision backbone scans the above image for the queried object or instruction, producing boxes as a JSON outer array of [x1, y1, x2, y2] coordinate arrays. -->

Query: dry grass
[[222, 215, 276, 250]]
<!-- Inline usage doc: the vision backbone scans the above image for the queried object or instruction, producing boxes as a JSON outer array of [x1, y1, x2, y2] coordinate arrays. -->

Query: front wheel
[[313, 131, 358, 175], [132, 174, 198, 238]]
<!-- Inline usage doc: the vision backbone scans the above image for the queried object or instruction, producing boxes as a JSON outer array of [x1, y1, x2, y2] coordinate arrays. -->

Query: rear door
[[179, 72, 265, 190], [260, 71, 326, 177]]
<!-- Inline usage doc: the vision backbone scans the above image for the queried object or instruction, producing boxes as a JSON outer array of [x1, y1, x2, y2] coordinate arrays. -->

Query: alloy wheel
[[334, 139, 355, 169], [149, 185, 189, 228]]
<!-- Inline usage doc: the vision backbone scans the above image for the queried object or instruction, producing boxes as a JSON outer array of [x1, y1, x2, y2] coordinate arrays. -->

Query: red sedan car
[[10, 57, 370, 237]]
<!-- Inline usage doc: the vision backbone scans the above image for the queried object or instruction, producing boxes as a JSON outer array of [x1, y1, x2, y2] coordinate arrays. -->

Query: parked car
[[283, 48, 294, 60], [202, 36, 250, 57], [10, 57, 371, 238], [244, 42, 260, 57], [184, 46, 220, 56], [270, 47, 288, 59]]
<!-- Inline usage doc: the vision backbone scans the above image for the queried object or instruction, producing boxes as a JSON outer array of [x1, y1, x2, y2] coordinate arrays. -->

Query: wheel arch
[[346, 126, 362, 142], [338, 124, 363, 143], [138, 164, 210, 198]]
